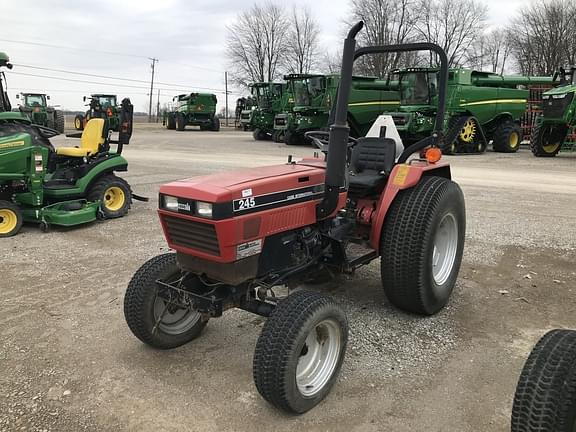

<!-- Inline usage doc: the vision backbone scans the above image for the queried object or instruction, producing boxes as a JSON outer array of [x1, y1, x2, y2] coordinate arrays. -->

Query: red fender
[[369, 161, 451, 250]]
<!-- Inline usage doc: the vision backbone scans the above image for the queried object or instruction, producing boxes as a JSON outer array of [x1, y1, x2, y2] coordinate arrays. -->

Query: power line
[[0, 38, 149, 60], [12, 63, 233, 92]]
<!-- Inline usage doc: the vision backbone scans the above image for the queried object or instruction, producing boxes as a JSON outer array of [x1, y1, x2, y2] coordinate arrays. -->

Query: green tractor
[[530, 67, 576, 157], [15, 93, 65, 134], [238, 95, 256, 131], [0, 61, 142, 237], [165, 93, 219, 132], [275, 74, 400, 145], [245, 82, 287, 140], [74, 94, 121, 132], [389, 68, 553, 154]]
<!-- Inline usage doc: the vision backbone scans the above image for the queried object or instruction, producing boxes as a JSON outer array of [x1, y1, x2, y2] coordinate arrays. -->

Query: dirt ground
[[1, 125, 575, 432]]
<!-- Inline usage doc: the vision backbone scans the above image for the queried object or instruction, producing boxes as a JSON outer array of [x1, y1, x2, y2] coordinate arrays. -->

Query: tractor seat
[[348, 137, 396, 197], [56, 118, 105, 158]]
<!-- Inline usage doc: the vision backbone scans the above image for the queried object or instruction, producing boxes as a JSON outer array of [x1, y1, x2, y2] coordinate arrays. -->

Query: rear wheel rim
[[432, 213, 459, 286], [296, 318, 341, 397], [0, 209, 18, 234], [103, 186, 125, 211], [509, 132, 519, 149]]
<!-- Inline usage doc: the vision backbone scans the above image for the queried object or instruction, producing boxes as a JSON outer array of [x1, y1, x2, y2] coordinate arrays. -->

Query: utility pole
[[156, 89, 160, 123], [225, 71, 229, 127], [148, 57, 158, 123]]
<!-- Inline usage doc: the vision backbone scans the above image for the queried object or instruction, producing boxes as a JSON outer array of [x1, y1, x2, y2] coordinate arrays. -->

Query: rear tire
[[253, 291, 348, 414], [87, 175, 132, 219], [530, 123, 566, 157], [74, 114, 84, 131], [511, 329, 576, 432], [284, 131, 300, 145], [211, 117, 220, 132], [0, 200, 23, 238], [54, 110, 65, 134], [124, 253, 208, 350], [380, 176, 466, 315], [175, 113, 186, 131], [492, 120, 522, 153]]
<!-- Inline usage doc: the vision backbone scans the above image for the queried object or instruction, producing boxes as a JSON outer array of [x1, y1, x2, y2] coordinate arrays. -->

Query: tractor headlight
[[196, 201, 213, 218], [163, 195, 179, 212]]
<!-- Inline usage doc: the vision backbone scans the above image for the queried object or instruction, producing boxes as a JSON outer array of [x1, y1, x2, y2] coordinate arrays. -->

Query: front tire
[[252, 128, 267, 141], [380, 176, 466, 315], [74, 114, 84, 131], [511, 329, 576, 432], [54, 110, 65, 134], [211, 117, 220, 131], [166, 113, 176, 130], [530, 123, 566, 157], [175, 113, 186, 131], [492, 120, 522, 153], [0, 200, 23, 238], [253, 290, 348, 414], [124, 253, 208, 350], [88, 175, 132, 219]]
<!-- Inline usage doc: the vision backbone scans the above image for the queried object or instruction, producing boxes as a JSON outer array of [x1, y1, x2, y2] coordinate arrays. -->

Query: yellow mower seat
[[56, 118, 105, 157]]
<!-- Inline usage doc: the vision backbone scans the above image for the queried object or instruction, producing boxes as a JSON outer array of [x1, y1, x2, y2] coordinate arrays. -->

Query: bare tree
[[415, 0, 488, 68], [466, 30, 512, 74], [348, 0, 419, 77], [507, 0, 576, 76], [226, 2, 289, 87], [284, 7, 320, 75], [320, 50, 342, 75]]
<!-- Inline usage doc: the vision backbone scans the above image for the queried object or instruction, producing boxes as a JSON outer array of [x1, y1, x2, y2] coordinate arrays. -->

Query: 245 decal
[[234, 197, 256, 211]]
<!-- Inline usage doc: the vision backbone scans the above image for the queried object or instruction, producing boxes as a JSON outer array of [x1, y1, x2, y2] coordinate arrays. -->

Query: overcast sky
[[0, 0, 525, 112]]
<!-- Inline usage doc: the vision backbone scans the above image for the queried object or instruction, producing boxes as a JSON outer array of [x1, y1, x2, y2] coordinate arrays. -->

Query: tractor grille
[[275, 117, 286, 126], [542, 93, 573, 118], [163, 215, 220, 256]]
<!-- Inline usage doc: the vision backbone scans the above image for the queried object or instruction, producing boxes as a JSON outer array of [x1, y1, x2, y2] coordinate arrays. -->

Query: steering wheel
[[304, 130, 357, 153]]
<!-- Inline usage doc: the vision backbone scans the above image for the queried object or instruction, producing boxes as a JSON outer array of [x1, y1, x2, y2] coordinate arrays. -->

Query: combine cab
[[16, 93, 64, 133], [390, 68, 553, 154], [244, 82, 287, 140], [165, 93, 219, 132], [275, 73, 400, 145]]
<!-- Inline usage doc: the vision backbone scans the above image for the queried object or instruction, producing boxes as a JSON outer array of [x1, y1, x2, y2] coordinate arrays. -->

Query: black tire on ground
[[0, 200, 23, 238], [492, 120, 522, 153], [530, 123, 566, 157], [87, 174, 132, 219], [54, 110, 65, 134], [74, 114, 84, 131], [272, 130, 285, 143], [380, 176, 466, 315], [166, 113, 176, 130], [252, 128, 267, 140], [511, 329, 576, 432], [175, 113, 186, 131], [284, 131, 300, 145], [211, 117, 220, 132], [46, 116, 56, 130], [124, 253, 208, 350], [253, 290, 348, 414]]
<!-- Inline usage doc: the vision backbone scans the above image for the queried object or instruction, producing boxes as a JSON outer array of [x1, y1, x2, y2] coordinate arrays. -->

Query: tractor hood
[[160, 160, 327, 204]]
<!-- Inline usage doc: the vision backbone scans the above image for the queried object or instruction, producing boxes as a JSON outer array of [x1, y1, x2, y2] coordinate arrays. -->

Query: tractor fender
[[369, 162, 451, 251], [76, 155, 128, 193]]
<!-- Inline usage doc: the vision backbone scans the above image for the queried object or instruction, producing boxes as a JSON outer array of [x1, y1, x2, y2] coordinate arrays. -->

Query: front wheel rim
[[296, 318, 341, 397], [103, 186, 125, 211], [432, 213, 459, 286], [153, 295, 201, 335]]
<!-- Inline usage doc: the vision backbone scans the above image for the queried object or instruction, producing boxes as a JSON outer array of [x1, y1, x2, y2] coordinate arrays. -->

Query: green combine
[[531, 67, 576, 157], [389, 68, 553, 154], [16, 93, 64, 134], [274, 74, 400, 145], [242, 82, 287, 140], [74, 94, 121, 132], [165, 93, 219, 132]]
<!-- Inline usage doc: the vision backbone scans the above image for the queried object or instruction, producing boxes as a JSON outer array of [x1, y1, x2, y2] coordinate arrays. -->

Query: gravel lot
[[1, 125, 575, 431]]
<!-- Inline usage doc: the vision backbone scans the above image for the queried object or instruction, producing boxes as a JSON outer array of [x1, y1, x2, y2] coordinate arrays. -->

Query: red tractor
[[124, 22, 466, 414]]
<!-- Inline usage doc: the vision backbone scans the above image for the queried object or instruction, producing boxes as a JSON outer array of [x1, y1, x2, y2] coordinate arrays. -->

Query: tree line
[[226, 0, 576, 86]]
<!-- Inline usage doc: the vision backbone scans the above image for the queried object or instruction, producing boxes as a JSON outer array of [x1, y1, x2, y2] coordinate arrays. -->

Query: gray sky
[[1, 0, 525, 112]]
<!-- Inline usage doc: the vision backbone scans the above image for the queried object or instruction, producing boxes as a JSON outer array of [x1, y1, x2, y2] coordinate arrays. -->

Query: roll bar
[[317, 21, 449, 220]]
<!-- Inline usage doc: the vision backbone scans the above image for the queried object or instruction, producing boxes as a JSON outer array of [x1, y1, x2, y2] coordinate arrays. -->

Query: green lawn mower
[[0, 92, 145, 237]]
